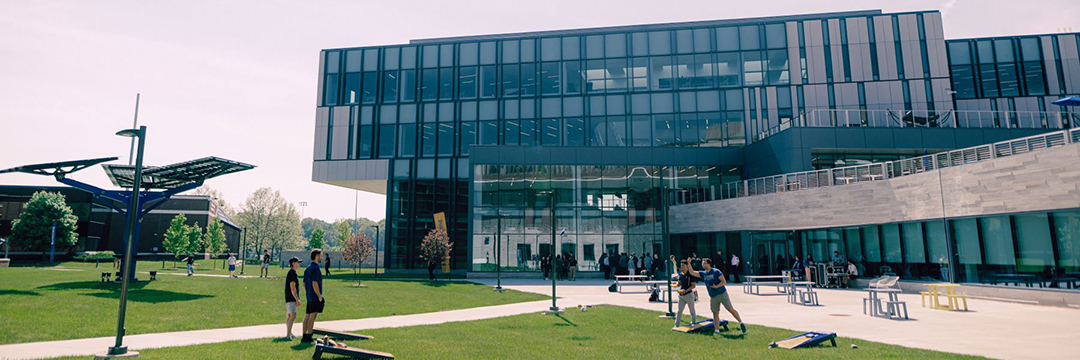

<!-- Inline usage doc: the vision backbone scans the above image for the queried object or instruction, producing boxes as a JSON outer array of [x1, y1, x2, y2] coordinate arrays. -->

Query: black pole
[[374, 225, 380, 276], [110, 125, 145, 356], [662, 170, 675, 318], [549, 191, 558, 312], [494, 215, 503, 292], [240, 228, 246, 275]]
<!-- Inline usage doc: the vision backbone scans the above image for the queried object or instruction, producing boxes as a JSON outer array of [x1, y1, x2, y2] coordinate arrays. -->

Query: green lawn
[[48, 305, 983, 360], [0, 262, 544, 345]]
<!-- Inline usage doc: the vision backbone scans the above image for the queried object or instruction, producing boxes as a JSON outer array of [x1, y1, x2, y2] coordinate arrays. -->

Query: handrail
[[715, 128, 1077, 201], [755, 108, 1071, 142]]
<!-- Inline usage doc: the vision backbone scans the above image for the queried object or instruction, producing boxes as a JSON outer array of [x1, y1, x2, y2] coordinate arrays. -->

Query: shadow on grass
[[0, 289, 41, 296], [38, 280, 211, 303], [420, 281, 450, 288], [552, 314, 577, 327], [718, 332, 746, 340], [290, 342, 315, 351], [272, 337, 293, 343]]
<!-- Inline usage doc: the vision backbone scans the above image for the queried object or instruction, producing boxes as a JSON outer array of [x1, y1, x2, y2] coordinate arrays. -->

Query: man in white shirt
[[843, 260, 858, 288], [228, 253, 237, 278], [730, 254, 741, 283]]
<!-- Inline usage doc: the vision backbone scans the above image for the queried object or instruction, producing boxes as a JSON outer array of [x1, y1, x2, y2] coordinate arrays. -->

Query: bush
[[74, 251, 116, 262]]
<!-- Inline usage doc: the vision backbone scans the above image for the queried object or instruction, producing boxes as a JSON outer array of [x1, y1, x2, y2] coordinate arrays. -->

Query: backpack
[[648, 287, 660, 302], [608, 283, 618, 292]]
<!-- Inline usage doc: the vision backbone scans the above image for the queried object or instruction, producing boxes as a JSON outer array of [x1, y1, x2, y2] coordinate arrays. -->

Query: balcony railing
[[755, 108, 1078, 142], [717, 127, 1080, 201]]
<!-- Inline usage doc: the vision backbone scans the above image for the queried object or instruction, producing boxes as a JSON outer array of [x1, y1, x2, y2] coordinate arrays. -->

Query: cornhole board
[[774, 331, 837, 349], [313, 338, 394, 360], [672, 319, 729, 333], [313, 328, 372, 340]]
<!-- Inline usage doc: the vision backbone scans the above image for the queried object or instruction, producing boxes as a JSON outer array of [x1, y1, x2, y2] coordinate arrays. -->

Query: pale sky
[[1, 0, 1077, 222]]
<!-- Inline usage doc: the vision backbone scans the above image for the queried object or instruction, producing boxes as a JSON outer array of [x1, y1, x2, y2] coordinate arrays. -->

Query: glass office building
[[312, 9, 1080, 286]]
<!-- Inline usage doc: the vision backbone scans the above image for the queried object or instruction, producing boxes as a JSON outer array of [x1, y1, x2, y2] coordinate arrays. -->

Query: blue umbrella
[[1052, 96, 1080, 106]]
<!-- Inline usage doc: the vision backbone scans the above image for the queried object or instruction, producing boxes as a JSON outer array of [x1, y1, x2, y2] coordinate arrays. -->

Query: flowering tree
[[420, 228, 452, 280], [341, 233, 372, 286]]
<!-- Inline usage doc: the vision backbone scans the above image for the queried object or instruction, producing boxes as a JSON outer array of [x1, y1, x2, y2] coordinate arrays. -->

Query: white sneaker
[[672, 326, 679, 330], [714, 329, 721, 334]]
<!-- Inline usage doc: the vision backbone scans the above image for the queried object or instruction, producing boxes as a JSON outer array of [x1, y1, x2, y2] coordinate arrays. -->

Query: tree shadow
[[420, 281, 450, 288], [38, 280, 210, 303], [84, 289, 213, 303], [0, 289, 41, 296]]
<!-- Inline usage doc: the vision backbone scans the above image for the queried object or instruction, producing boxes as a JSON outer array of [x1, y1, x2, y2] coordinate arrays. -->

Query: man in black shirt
[[284, 257, 302, 339], [185, 254, 196, 277], [672, 257, 698, 329]]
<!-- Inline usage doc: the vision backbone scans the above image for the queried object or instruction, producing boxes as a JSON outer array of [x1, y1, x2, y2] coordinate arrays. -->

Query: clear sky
[[1, 0, 1077, 222]]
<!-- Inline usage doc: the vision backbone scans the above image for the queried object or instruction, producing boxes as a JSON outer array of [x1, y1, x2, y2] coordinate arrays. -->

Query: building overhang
[[312, 159, 389, 195]]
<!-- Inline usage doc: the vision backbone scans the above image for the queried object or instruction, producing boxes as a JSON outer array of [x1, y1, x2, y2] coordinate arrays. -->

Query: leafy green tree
[[185, 222, 204, 257], [333, 219, 353, 248], [162, 214, 190, 259], [10, 191, 79, 260], [309, 228, 325, 250], [204, 218, 228, 267]]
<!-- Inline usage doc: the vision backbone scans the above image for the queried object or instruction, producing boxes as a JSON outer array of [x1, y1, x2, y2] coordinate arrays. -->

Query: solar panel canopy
[[103, 157, 255, 189]]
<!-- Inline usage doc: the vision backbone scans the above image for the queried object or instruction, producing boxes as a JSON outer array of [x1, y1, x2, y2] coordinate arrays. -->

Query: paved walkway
[[474, 279, 1080, 360], [2, 278, 1078, 360]]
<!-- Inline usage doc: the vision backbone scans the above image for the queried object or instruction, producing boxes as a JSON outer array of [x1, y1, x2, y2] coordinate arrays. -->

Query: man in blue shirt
[[688, 257, 747, 334], [300, 249, 324, 343]]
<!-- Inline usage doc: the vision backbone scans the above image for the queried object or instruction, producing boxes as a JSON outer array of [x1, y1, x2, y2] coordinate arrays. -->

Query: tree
[[192, 185, 234, 218], [162, 214, 190, 260], [341, 233, 373, 286], [235, 188, 303, 260], [185, 222, 204, 258], [332, 219, 353, 248], [10, 191, 79, 259], [309, 228, 325, 250], [420, 228, 452, 280], [204, 218, 228, 268]]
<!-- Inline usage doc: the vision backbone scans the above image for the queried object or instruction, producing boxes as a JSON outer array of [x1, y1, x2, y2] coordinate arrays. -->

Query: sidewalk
[[475, 279, 1080, 360], [0, 299, 553, 360]]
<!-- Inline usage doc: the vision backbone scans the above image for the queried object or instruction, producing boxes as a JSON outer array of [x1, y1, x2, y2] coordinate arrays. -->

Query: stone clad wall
[[670, 143, 1080, 233]]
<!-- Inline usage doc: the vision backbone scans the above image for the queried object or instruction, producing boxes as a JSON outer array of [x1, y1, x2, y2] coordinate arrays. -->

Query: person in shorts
[[687, 258, 747, 334], [301, 249, 324, 343], [228, 253, 237, 278], [260, 250, 270, 278], [285, 257, 302, 339]]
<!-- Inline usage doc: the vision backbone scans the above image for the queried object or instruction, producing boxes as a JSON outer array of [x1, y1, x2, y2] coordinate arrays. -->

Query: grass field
[[47, 305, 982, 360], [0, 262, 544, 345]]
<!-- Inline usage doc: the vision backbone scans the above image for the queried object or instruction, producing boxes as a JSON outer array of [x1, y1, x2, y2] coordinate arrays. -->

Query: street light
[[240, 227, 246, 275], [107, 126, 146, 358], [659, 168, 676, 319], [494, 213, 509, 292], [541, 190, 562, 314], [373, 224, 380, 276]]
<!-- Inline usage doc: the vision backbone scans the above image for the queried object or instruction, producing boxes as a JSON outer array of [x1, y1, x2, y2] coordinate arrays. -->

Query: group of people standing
[[672, 255, 747, 334], [539, 252, 578, 281], [599, 252, 661, 279], [284, 249, 327, 342]]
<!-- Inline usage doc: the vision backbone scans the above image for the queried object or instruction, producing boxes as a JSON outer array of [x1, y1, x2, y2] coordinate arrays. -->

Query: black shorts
[[306, 299, 324, 314]]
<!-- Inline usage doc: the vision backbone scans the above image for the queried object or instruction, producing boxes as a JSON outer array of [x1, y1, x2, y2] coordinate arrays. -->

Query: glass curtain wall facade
[[314, 9, 1079, 272], [714, 208, 1080, 289]]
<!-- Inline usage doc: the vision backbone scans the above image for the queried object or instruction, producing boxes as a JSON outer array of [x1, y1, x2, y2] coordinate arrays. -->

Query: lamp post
[[107, 126, 146, 358], [494, 213, 508, 292], [660, 168, 675, 319], [240, 227, 246, 275], [373, 224, 380, 276], [542, 190, 562, 314]]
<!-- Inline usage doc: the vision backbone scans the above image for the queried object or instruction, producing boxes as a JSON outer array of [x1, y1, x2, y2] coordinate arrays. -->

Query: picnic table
[[614, 275, 666, 293], [864, 288, 906, 319], [784, 281, 817, 305], [743, 275, 790, 295]]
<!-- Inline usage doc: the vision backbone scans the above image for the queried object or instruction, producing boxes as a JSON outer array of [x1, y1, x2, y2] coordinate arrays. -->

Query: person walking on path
[[568, 255, 578, 281], [600, 253, 609, 280], [671, 257, 698, 329], [284, 257, 302, 339], [324, 253, 332, 277], [687, 257, 747, 334], [260, 250, 270, 278], [185, 254, 196, 277], [228, 253, 237, 278], [301, 249, 324, 343], [730, 254, 740, 283]]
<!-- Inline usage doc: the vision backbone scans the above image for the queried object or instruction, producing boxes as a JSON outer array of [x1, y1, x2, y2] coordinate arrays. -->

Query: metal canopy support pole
[[110, 126, 145, 356], [494, 215, 503, 292]]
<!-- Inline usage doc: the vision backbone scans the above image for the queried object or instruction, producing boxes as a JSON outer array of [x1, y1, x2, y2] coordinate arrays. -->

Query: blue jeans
[[187, 264, 193, 275]]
